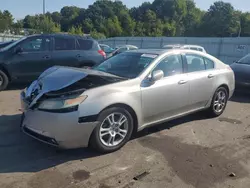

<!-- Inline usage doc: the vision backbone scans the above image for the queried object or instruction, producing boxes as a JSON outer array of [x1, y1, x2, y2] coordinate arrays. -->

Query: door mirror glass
[[15, 46, 23, 54], [151, 70, 164, 82]]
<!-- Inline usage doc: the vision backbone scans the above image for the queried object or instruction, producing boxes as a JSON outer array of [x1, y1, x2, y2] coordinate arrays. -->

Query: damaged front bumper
[[20, 90, 98, 149]]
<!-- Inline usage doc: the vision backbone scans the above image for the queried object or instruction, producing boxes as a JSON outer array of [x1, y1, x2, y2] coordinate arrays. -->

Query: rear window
[[77, 39, 93, 50], [54, 37, 75, 51]]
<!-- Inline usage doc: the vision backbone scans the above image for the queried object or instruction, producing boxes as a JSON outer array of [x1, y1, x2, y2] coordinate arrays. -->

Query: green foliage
[[1, 0, 250, 37], [90, 30, 106, 39], [69, 26, 83, 35]]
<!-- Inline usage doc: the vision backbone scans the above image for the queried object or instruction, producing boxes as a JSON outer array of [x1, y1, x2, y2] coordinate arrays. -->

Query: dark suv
[[0, 34, 106, 90]]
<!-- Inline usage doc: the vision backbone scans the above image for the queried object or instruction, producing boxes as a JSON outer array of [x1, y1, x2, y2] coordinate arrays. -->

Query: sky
[[0, 0, 249, 20]]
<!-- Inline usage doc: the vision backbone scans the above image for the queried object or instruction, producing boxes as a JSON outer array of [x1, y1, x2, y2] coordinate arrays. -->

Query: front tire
[[0, 70, 9, 91], [90, 107, 134, 153], [207, 87, 228, 117]]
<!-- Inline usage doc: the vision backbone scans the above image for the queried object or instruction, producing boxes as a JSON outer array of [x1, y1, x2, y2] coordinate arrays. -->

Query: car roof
[[116, 45, 138, 48], [163, 44, 204, 48], [27, 34, 94, 40], [183, 45, 204, 48], [125, 49, 169, 55], [126, 48, 209, 56]]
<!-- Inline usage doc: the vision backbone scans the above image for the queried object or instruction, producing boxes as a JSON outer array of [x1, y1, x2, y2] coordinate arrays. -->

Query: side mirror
[[151, 70, 164, 82], [15, 46, 23, 54]]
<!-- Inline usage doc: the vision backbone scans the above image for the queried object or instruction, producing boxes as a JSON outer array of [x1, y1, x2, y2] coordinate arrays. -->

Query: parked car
[[163, 44, 207, 53], [20, 49, 234, 153], [99, 44, 114, 56], [230, 54, 250, 92], [0, 40, 14, 49], [0, 34, 106, 91], [107, 45, 138, 58]]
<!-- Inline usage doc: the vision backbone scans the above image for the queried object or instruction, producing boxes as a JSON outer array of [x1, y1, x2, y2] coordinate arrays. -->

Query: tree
[[51, 12, 62, 24], [60, 6, 80, 31], [104, 16, 122, 37], [69, 26, 83, 35], [183, 0, 203, 36], [118, 10, 135, 36], [240, 12, 250, 36], [200, 1, 239, 37], [3, 0, 250, 38], [90, 30, 106, 39], [0, 10, 14, 33], [143, 10, 163, 36]]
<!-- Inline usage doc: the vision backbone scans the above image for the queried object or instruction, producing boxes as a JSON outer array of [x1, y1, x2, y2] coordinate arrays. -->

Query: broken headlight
[[38, 95, 88, 111]]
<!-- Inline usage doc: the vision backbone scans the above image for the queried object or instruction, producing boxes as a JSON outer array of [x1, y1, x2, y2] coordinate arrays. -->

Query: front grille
[[23, 126, 58, 146]]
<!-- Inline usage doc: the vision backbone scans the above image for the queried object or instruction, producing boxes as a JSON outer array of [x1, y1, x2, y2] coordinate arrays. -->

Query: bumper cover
[[20, 91, 98, 149], [21, 110, 98, 149]]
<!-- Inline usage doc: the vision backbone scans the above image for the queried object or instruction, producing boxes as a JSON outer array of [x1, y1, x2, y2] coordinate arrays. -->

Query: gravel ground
[[0, 87, 250, 188]]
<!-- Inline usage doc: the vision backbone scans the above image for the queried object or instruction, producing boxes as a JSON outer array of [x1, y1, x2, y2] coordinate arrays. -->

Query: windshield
[[94, 52, 158, 78], [238, 54, 250, 64], [0, 37, 27, 51]]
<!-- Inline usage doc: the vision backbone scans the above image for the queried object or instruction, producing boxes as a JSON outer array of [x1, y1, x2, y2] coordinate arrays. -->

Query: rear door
[[8, 36, 52, 81], [184, 53, 216, 109], [51, 36, 79, 68]]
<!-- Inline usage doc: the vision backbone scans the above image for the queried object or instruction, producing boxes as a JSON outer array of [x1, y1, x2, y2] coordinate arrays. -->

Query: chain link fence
[[99, 37, 250, 64]]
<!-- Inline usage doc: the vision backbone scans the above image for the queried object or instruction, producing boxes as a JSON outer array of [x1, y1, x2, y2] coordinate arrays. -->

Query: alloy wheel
[[213, 90, 226, 113], [99, 113, 129, 147]]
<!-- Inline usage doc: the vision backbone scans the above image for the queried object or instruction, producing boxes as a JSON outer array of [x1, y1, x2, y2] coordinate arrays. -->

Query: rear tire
[[90, 107, 134, 153], [207, 87, 228, 117], [0, 70, 9, 91]]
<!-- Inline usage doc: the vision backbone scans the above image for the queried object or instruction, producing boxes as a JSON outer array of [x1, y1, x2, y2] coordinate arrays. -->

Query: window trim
[[148, 52, 185, 79]]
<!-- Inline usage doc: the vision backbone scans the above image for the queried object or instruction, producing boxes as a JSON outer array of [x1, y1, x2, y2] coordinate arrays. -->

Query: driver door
[[141, 53, 190, 125], [9, 36, 52, 81]]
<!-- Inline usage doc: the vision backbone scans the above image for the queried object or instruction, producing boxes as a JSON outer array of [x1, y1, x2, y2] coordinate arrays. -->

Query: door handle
[[208, 74, 214, 78], [76, 54, 81, 58], [178, 80, 188, 85]]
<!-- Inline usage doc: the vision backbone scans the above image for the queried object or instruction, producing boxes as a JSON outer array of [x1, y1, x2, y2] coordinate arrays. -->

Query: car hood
[[25, 66, 126, 107]]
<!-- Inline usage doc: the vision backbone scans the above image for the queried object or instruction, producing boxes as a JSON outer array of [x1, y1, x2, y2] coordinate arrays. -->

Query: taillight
[[98, 50, 106, 59]]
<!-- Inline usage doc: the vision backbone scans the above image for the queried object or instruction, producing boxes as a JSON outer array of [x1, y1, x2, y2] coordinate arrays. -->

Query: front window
[[153, 54, 183, 77], [94, 52, 158, 78]]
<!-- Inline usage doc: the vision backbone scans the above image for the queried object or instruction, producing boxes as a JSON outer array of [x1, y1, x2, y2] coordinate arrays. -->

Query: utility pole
[[43, 0, 45, 14]]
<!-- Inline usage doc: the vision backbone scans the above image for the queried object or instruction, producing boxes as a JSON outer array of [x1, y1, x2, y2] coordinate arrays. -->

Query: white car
[[163, 44, 207, 53]]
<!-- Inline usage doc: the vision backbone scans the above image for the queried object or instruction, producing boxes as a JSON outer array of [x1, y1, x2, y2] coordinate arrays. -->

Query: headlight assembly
[[38, 95, 87, 111]]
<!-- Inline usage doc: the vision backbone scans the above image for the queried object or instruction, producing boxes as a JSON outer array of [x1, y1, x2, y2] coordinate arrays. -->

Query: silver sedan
[[20, 49, 235, 153]]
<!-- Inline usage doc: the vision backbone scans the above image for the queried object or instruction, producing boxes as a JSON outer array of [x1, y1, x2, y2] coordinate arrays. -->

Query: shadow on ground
[[6, 83, 29, 91], [135, 111, 210, 139], [0, 111, 209, 174], [0, 114, 100, 174], [230, 92, 250, 103]]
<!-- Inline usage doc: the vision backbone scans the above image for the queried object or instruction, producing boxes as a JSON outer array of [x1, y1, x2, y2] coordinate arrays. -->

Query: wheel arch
[[88, 103, 139, 147], [0, 64, 11, 81], [99, 103, 138, 136], [218, 84, 229, 95]]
